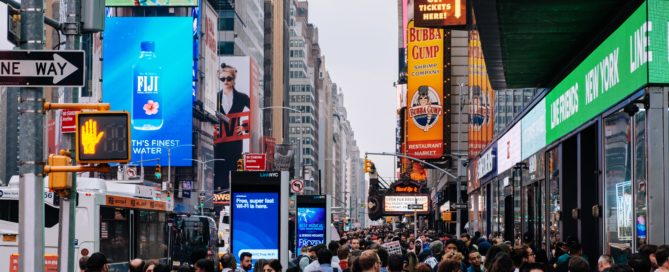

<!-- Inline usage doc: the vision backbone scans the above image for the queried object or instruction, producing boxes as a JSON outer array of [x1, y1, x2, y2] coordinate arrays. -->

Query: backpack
[[291, 255, 311, 272]]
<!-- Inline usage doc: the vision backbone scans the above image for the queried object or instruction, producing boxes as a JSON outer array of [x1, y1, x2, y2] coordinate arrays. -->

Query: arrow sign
[[0, 50, 85, 87]]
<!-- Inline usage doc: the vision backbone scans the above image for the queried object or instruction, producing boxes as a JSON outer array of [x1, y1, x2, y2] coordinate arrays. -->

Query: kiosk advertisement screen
[[296, 207, 326, 251], [232, 192, 279, 262]]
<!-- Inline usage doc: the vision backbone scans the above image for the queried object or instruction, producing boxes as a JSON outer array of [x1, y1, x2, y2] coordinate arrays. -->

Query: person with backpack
[[291, 246, 313, 272]]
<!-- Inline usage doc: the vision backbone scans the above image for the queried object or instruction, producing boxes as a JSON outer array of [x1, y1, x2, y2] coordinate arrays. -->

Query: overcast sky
[[308, 0, 398, 181]]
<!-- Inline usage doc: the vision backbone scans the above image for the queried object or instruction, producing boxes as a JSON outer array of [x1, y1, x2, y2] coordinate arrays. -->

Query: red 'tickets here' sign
[[244, 153, 267, 171]]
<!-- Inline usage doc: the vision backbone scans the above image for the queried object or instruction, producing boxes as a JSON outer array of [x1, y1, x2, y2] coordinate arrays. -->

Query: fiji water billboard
[[103, 17, 193, 166], [296, 207, 326, 252]]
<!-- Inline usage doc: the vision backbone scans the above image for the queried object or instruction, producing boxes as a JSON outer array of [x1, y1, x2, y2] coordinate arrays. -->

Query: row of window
[[290, 49, 305, 58], [289, 70, 307, 79], [290, 39, 305, 48], [290, 94, 313, 103], [290, 84, 313, 93]]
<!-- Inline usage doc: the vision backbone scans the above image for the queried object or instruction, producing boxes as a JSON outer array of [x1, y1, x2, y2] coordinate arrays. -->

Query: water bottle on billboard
[[132, 41, 163, 131]]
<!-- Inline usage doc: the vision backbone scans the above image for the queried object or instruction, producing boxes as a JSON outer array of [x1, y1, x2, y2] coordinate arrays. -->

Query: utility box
[[81, 0, 105, 33]]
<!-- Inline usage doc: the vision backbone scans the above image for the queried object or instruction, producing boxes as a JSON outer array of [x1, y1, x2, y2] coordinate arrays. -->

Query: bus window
[[100, 207, 130, 263], [136, 210, 168, 260], [0, 199, 59, 228], [0, 200, 19, 223], [44, 204, 59, 228]]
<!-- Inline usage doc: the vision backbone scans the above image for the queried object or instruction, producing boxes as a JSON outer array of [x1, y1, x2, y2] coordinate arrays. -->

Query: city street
[[1, 0, 669, 272]]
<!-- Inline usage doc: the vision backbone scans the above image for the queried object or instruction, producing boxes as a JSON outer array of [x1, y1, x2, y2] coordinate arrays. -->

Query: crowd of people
[[284, 225, 669, 272], [77, 224, 669, 272]]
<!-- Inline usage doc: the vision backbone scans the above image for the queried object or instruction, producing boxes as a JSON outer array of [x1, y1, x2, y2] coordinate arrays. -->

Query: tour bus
[[0, 176, 171, 272]]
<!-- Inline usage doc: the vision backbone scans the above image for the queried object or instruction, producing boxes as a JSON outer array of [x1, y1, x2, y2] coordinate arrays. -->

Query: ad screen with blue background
[[296, 207, 326, 253], [232, 192, 279, 263], [103, 17, 193, 166]]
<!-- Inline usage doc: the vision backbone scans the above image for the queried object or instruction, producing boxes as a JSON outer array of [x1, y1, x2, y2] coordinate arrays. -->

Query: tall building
[[288, 0, 319, 192], [263, 0, 290, 144]]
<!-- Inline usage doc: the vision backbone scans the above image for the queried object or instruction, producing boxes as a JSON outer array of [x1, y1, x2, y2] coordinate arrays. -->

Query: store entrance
[[560, 124, 601, 265]]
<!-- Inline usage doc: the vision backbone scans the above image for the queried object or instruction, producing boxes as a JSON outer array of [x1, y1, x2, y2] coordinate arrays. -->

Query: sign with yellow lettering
[[414, 0, 466, 28], [76, 111, 131, 163], [407, 20, 444, 159]]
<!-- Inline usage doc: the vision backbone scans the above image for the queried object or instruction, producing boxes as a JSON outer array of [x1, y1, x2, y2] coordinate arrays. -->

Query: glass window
[[136, 210, 168, 260], [100, 207, 130, 263], [634, 110, 648, 248], [604, 111, 633, 263], [0, 199, 19, 223], [547, 148, 561, 250]]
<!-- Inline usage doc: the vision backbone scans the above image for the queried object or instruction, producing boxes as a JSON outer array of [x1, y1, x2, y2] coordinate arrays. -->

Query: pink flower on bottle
[[143, 100, 159, 115]]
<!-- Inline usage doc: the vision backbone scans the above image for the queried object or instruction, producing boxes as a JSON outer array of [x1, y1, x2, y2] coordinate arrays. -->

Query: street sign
[[290, 179, 304, 194], [0, 50, 85, 87], [408, 204, 424, 210], [61, 109, 78, 133], [76, 111, 131, 164], [244, 153, 267, 171], [452, 203, 467, 209]]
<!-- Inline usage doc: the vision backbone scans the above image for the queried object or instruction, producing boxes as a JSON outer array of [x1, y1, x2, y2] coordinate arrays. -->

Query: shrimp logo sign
[[409, 85, 442, 131]]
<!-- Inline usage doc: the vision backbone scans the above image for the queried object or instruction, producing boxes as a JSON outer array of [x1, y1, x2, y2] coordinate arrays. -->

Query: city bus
[[0, 176, 171, 272], [170, 214, 219, 267]]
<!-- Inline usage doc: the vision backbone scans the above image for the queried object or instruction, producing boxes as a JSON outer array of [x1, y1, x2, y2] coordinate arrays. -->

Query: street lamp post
[[167, 144, 195, 192], [184, 158, 226, 215]]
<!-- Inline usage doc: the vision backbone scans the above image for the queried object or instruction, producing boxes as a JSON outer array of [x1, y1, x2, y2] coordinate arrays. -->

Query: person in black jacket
[[214, 63, 251, 191]]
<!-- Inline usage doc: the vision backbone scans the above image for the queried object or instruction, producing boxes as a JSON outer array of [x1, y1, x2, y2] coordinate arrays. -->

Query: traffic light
[[236, 159, 244, 171], [155, 164, 162, 181], [364, 157, 374, 173], [48, 154, 72, 191], [76, 111, 130, 164]]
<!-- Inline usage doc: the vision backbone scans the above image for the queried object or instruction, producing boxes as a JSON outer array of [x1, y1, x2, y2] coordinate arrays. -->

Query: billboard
[[384, 195, 430, 214], [105, 0, 197, 6], [414, 0, 466, 28], [406, 20, 444, 159], [468, 30, 494, 157], [215, 56, 257, 190], [201, 1, 218, 115], [103, 17, 193, 166]]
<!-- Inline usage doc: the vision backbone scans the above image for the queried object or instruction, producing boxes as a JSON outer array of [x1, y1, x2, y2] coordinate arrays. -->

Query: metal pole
[[18, 0, 45, 270], [57, 0, 81, 270], [201, 162, 205, 216], [168, 148, 171, 191], [456, 83, 464, 237]]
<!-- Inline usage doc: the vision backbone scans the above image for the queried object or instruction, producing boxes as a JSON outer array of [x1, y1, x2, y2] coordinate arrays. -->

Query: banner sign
[[521, 98, 546, 160], [384, 195, 430, 214], [545, 1, 669, 144], [497, 123, 521, 173], [406, 20, 445, 159], [468, 30, 495, 157]]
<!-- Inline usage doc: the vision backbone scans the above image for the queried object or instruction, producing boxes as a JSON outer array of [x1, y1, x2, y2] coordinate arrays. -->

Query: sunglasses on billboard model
[[220, 76, 235, 82]]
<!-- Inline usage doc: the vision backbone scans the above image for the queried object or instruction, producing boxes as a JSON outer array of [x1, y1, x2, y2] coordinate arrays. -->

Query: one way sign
[[0, 50, 85, 87]]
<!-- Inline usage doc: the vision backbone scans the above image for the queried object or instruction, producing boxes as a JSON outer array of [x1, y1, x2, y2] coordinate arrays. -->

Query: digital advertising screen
[[102, 17, 193, 166], [105, 0, 198, 6], [232, 192, 280, 263], [296, 207, 326, 252]]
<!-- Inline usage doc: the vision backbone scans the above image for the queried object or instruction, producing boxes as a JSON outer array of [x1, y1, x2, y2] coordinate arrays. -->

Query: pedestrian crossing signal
[[76, 111, 130, 164]]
